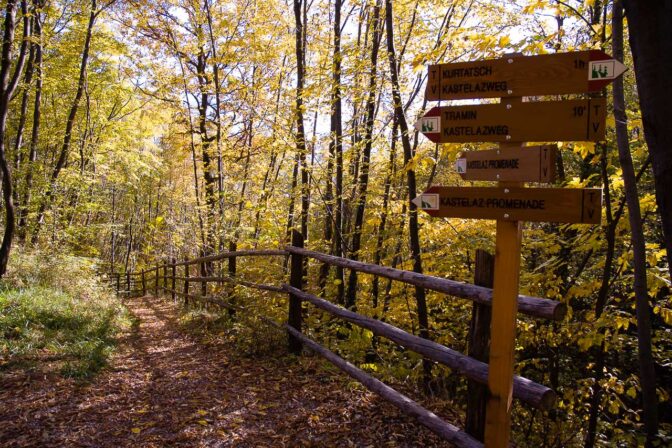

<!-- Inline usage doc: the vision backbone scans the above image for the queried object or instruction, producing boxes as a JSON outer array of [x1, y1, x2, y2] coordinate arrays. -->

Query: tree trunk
[[623, 0, 672, 276], [196, 48, 218, 259], [318, 0, 342, 295], [253, 56, 287, 243], [18, 1, 43, 243], [0, 0, 30, 275], [613, 2, 658, 442], [31, 0, 96, 244], [345, 0, 382, 310], [12, 18, 35, 195], [371, 116, 398, 308], [293, 0, 309, 246], [203, 0, 224, 228], [385, 0, 430, 388]]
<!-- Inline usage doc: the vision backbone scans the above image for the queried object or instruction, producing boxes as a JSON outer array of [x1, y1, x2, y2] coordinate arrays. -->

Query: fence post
[[126, 272, 131, 296], [465, 249, 495, 442], [116, 273, 120, 296], [183, 261, 190, 306], [288, 230, 304, 354], [201, 261, 207, 297], [141, 270, 146, 296], [227, 242, 237, 316], [163, 263, 168, 292], [155, 264, 159, 295], [171, 258, 176, 302]]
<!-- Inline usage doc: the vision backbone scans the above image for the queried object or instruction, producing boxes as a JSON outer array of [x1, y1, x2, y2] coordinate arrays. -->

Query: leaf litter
[[0, 295, 456, 447]]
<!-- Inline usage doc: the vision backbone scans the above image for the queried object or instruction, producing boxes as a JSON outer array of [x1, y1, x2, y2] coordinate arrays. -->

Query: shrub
[[0, 250, 130, 378]]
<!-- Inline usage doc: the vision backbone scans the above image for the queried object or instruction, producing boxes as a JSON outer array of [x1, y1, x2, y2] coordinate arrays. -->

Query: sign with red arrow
[[414, 98, 606, 143], [425, 50, 626, 101]]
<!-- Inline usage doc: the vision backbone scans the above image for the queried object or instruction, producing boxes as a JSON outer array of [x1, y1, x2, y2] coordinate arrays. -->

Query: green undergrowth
[[176, 293, 286, 358], [0, 251, 131, 378]]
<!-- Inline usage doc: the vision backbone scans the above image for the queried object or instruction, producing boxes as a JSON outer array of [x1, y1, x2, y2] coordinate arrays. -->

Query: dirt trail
[[0, 295, 454, 447]]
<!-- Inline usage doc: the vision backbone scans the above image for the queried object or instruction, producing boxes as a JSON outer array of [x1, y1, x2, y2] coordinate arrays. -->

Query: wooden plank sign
[[456, 145, 557, 183], [425, 50, 626, 101], [412, 186, 602, 224], [414, 98, 606, 143]]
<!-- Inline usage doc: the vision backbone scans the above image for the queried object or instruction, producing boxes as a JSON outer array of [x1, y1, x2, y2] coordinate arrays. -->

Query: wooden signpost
[[412, 186, 601, 223], [425, 50, 626, 101], [416, 50, 625, 448], [456, 145, 557, 182], [414, 98, 607, 143]]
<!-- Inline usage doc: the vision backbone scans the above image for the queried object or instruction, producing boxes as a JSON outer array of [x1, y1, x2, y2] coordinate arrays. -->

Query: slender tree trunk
[[371, 116, 398, 308], [384, 0, 430, 386], [110, 187, 116, 272], [0, 0, 30, 275], [332, 0, 345, 302], [345, 0, 382, 310], [285, 149, 300, 244], [170, 29, 207, 250], [253, 55, 287, 243], [31, 0, 96, 245], [12, 15, 35, 220], [18, 2, 43, 243], [196, 47, 218, 261], [585, 142, 618, 448], [293, 0, 309, 243], [12, 20, 35, 190], [203, 0, 224, 232], [612, 3, 658, 442], [318, 0, 343, 295]]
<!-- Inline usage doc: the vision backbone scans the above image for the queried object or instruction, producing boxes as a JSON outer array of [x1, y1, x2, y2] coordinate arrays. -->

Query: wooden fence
[[104, 231, 564, 448]]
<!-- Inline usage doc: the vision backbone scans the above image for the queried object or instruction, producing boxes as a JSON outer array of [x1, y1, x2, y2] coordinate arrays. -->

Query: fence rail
[[105, 235, 561, 447]]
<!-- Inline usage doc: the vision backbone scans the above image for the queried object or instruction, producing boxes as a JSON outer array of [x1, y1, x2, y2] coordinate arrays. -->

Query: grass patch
[[0, 252, 131, 379]]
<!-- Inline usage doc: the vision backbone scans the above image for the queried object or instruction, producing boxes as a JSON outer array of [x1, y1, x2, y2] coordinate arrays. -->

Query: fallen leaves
[[0, 296, 454, 447]]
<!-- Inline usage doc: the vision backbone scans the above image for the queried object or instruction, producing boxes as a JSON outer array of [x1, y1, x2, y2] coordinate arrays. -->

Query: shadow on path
[[0, 295, 453, 447]]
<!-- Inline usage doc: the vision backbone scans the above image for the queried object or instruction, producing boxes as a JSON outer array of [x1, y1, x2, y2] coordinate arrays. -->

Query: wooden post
[[183, 262, 190, 306], [466, 250, 495, 441], [153, 264, 159, 297], [155, 265, 159, 295], [484, 93, 524, 448], [116, 273, 120, 296], [141, 270, 146, 296], [227, 242, 237, 316], [288, 230, 304, 354], [126, 272, 131, 296], [163, 263, 168, 292], [171, 258, 176, 302], [201, 261, 207, 297]]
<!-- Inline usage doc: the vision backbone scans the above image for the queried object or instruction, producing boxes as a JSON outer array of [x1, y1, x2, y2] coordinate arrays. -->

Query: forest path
[[0, 295, 453, 447]]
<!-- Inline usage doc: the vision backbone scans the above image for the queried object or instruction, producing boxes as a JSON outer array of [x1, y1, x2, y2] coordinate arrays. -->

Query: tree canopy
[[0, 0, 669, 445]]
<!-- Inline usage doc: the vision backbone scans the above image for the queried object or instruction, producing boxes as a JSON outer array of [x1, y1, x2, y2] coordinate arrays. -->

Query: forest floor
[[0, 295, 455, 447]]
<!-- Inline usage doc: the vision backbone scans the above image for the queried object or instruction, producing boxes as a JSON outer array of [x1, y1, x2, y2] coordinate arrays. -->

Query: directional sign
[[425, 50, 627, 101], [412, 186, 602, 224], [415, 98, 606, 143], [456, 145, 557, 182]]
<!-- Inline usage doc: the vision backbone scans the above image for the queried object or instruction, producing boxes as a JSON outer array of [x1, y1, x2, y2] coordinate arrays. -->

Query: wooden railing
[[104, 232, 564, 448]]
